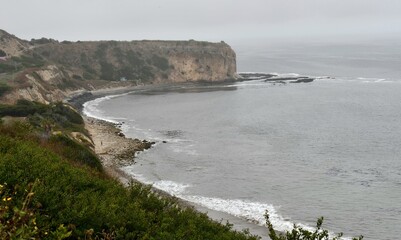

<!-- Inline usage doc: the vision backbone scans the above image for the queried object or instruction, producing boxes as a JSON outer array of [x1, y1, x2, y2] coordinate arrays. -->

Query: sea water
[[83, 41, 401, 240]]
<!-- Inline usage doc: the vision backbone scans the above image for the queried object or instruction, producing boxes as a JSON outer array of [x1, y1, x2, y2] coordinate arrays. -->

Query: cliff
[[35, 40, 237, 83], [0, 30, 237, 104]]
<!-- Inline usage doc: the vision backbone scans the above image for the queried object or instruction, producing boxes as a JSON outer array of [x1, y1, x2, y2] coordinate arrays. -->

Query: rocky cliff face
[[0, 30, 237, 104], [33, 40, 237, 83]]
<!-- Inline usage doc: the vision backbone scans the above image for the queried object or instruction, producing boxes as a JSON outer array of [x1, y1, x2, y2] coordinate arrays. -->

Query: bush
[[0, 49, 6, 57], [0, 181, 72, 239], [151, 55, 169, 71], [100, 61, 115, 80], [30, 38, 54, 45], [265, 211, 363, 240], [0, 62, 16, 73], [0, 100, 48, 117], [47, 134, 102, 171], [11, 54, 45, 68], [0, 83, 11, 97], [0, 135, 259, 239], [126, 50, 144, 66]]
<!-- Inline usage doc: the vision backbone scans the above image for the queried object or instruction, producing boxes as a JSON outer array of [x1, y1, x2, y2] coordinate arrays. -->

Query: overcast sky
[[1, 0, 401, 43]]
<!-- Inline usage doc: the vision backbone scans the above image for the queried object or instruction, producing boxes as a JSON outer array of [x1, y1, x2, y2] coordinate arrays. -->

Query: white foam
[[83, 96, 118, 123], [357, 77, 388, 83], [153, 180, 191, 196], [238, 71, 275, 75], [180, 195, 352, 239], [181, 196, 296, 232], [119, 168, 352, 239], [120, 166, 153, 184], [82, 92, 133, 123], [273, 72, 301, 78], [171, 146, 198, 156]]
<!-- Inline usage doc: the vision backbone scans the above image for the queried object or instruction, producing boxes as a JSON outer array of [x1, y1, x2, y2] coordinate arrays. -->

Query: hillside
[[0, 30, 237, 104], [0, 29, 30, 57], [0, 101, 258, 239]]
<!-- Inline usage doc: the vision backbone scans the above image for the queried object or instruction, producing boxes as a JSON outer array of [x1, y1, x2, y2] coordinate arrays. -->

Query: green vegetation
[[30, 38, 55, 45], [0, 83, 11, 97], [0, 100, 85, 133], [0, 101, 259, 239], [126, 50, 144, 66], [0, 100, 48, 117], [57, 77, 80, 90], [265, 212, 363, 240], [0, 49, 6, 57], [0, 62, 16, 73], [11, 54, 45, 68], [82, 64, 97, 80], [95, 43, 109, 59], [100, 61, 115, 80], [151, 55, 169, 71], [0, 181, 72, 239]]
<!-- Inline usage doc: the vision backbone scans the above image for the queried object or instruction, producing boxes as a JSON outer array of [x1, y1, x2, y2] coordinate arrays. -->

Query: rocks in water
[[238, 73, 276, 81], [141, 140, 155, 149], [162, 140, 167, 143], [238, 72, 315, 84], [290, 77, 314, 83]]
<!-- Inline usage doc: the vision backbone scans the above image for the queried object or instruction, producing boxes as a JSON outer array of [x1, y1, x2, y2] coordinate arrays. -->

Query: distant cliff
[[35, 40, 237, 83], [0, 30, 237, 103]]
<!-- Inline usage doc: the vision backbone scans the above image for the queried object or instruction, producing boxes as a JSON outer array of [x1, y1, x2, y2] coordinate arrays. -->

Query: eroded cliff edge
[[0, 29, 237, 104]]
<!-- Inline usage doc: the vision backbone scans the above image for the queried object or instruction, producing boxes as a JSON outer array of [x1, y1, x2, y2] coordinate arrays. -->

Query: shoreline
[[82, 112, 199, 209], [83, 116, 270, 239], [78, 86, 270, 239]]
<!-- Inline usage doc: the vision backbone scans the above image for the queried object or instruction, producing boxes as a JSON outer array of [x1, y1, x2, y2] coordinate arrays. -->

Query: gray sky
[[1, 0, 401, 43]]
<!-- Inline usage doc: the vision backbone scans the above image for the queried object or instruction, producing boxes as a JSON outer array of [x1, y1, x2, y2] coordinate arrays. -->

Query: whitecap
[[182, 195, 311, 232], [153, 180, 191, 196], [82, 92, 134, 123]]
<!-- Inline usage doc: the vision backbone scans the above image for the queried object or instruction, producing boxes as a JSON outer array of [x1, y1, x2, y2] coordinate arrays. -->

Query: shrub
[[30, 38, 53, 45], [126, 50, 144, 66], [0, 135, 258, 239], [151, 54, 169, 71], [0, 100, 48, 117], [0, 49, 6, 57], [100, 61, 115, 80], [265, 211, 363, 240], [0, 83, 11, 97], [0, 181, 72, 239], [0, 63, 16, 73], [11, 54, 45, 68], [94, 43, 109, 59], [46, 134, 102, 171]]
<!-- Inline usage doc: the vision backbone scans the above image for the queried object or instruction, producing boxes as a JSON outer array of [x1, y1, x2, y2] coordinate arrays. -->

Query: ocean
[[83, 41, 401, 240]]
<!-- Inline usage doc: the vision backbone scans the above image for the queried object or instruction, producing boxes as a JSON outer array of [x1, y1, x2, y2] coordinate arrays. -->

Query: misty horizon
[[2, 0, 401, 44]]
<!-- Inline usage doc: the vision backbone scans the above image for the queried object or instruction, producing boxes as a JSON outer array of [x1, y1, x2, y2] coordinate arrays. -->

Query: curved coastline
[[75, 85, 271, 239]]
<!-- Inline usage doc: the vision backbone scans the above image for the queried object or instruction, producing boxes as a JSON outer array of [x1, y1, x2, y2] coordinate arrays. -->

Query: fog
[[1, 0, 401, 43]]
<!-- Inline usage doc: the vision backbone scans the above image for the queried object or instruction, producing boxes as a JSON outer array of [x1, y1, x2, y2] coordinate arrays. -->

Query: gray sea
[[84, 41, 401, 240]]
